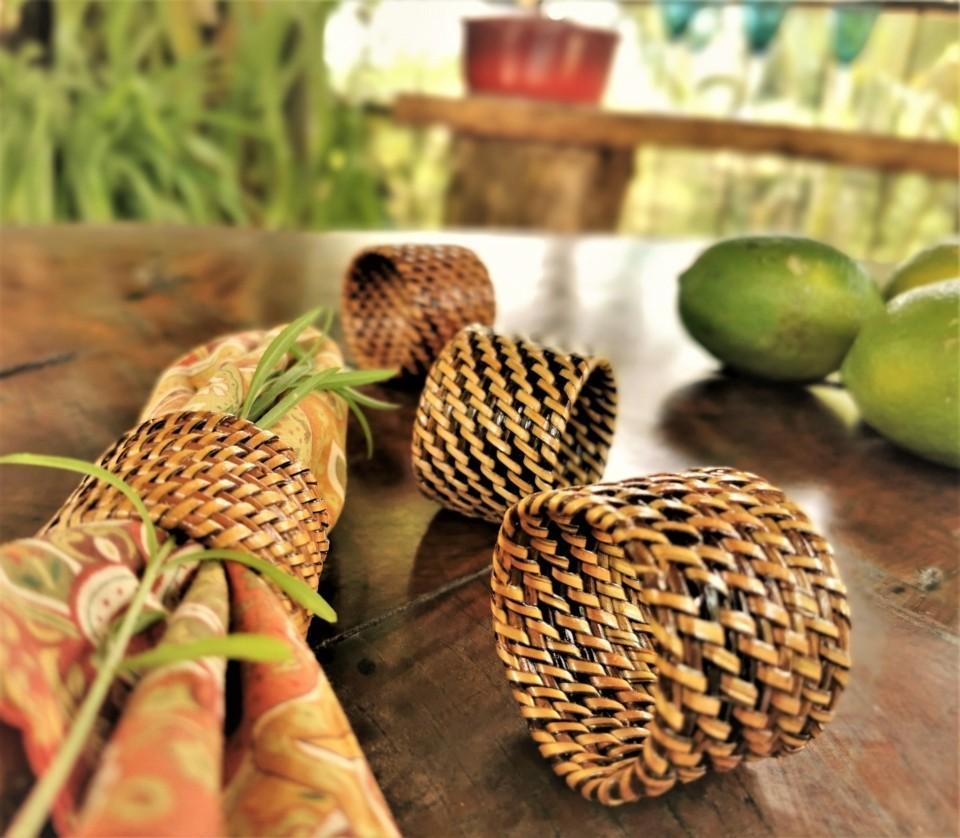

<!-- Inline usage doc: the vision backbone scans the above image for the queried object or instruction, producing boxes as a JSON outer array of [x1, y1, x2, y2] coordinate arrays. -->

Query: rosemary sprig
[[0, 454, 336, 838], [256, 368, 399, 457], [237, 306, 396, 455], [246, 346, 318, 421], [119, 633, 291, 673], [0, 453, 161, 559], [238, 306, 329, 420], [166, 547, 337, 622]]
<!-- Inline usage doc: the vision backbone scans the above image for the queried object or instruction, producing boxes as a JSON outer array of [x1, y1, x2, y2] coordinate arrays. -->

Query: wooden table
[[1, 226, 957, 836]]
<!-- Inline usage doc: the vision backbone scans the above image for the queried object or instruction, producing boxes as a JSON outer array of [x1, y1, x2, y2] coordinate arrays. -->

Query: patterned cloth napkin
[[0, 327, 399, 836]]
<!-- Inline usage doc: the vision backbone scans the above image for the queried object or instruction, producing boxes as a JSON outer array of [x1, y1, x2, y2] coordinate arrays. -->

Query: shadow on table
[[658, 372, 957, 486], [408, 509, 498, 598], [657, 374, 855, 483], [495, 721, 783, 833], [307, 549, 344, 655]]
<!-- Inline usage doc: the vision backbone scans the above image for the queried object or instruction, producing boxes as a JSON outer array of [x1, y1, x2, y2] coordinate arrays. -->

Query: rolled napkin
[[490, 468, 851, 806], [0, 325, 398, 836]]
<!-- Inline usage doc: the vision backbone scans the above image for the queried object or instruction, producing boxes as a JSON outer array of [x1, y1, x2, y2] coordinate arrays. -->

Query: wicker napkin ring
[[48, 410, 331, 634], [411, 325, 618, 524], [341, 244, 496, 378], [491, 467, 851, 806]]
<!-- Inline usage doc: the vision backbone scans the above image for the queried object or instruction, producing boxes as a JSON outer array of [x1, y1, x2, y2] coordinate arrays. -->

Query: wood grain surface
[[1, 226, 957, 837], [394, 95, 960, 179]]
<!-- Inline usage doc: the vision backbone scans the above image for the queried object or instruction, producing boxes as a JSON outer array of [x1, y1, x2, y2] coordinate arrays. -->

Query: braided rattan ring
[[48, 410, 330, 634], [412, 325, 618, 524], [491, 468, 851, 805], [341, 244, 496, 378]]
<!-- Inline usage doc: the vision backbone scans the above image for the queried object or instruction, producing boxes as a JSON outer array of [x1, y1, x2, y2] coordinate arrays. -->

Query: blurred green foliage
[[0, 0, 385, 228]]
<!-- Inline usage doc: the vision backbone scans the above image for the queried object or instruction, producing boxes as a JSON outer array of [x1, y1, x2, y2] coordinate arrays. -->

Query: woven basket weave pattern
[[491, 467, 851, 805], [341, 244, 496, 378], [49, 410, 330, 634], [411, 325, 618, 523]]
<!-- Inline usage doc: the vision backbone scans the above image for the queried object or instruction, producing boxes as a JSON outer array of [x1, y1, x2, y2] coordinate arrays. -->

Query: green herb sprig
[[238, 306, 396, 456], [0, 455, 337, 838]]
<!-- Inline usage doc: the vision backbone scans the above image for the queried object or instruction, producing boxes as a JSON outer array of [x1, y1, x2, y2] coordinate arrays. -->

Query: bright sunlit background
[[1, 0, 957, 261]]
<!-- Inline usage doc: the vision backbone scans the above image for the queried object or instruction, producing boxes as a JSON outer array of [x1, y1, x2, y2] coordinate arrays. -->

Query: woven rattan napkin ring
[[49, 410, 331, 634], [491, 467, 851, 805], [341, 244, 496, 378], [411, 325, 618, 524]]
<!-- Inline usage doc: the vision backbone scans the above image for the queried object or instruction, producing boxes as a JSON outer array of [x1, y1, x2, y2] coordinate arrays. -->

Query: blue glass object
[[833, 7, 879, 65], [659, 0, 703, 41], [688, 8, 720, 51], [743, 1, 789, 55]]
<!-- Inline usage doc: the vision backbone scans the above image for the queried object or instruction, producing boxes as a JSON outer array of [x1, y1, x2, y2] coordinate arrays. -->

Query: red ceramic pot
[[464, 16, 618, 105]]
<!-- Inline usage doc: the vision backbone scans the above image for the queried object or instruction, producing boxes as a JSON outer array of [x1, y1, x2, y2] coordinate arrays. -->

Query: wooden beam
[[618, 0, 956, 10], [394, 95, 959, 179]]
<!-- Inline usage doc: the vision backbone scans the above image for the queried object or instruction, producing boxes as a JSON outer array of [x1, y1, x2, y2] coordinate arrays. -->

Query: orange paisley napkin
[[0, 326, 399, 837]]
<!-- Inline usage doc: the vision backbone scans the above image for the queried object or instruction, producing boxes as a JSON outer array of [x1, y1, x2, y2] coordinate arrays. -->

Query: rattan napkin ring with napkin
[[48, 409, 330, 634], [411, 324, 618, 524], [341, 244, 496, 378], [491, 467, 851, 806]]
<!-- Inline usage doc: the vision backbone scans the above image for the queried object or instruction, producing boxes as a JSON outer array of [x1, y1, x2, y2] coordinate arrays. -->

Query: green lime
[[679, 236, 884, 382], [884, 239, 959, 300], [842, 280, 960, 467]]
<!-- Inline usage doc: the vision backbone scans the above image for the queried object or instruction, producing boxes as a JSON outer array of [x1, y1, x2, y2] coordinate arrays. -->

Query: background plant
[[0, 0, 386, 228]]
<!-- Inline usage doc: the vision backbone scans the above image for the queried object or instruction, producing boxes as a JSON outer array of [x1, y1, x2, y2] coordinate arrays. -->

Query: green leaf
[[0, 453, 159, 558], [314, 368, 398, 390], [238, 307, 326, 420], [318, 308, 336, 341], [197, 112, 269, 140], [247, 354, 325, 421], [119, 633, 291, 672], [185, 134, 234, 176], [111, 158, 165, 220], [341, 391, 376, 458], [254, 370, 334, 429], [340, 384, 398, 458], [171, 166, 211, 223], [159, 0, 203, 61], [255, 366, 395, 442], [167, 548, 337, 623], [114, 608, 167, 639], [341, 386, 398, 412]]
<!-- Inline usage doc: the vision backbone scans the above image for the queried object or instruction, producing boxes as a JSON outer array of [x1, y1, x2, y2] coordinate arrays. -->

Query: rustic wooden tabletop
[[1, 226, 957, 837]]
